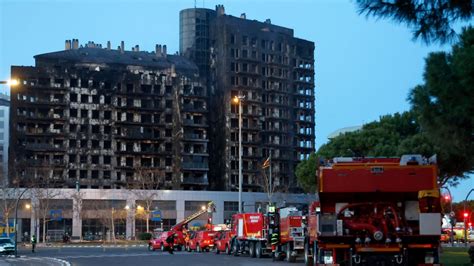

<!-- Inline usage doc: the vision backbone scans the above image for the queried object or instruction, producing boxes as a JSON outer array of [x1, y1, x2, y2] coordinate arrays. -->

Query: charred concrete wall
[[180, 5, 315, 192], [9, 42, 209, 190]]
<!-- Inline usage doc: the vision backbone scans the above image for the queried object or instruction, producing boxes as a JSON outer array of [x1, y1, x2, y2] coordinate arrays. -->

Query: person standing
[[165, 233, 176, 254], [31, 235, 37, 253]]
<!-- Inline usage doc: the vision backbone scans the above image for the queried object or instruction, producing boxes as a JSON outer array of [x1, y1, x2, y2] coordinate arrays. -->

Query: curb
[[42, 244, 147, 248]]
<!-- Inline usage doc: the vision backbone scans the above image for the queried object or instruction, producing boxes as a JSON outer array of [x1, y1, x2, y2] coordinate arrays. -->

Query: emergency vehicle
[[304, 155, 441, 266]]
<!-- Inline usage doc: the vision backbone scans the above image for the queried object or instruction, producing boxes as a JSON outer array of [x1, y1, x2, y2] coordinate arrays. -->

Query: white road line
[[58, 252, 196, 259]]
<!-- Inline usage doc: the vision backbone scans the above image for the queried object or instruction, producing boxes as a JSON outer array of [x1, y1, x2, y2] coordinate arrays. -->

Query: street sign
[[151, 210, 162, 222], [50, 209, 62, 221]]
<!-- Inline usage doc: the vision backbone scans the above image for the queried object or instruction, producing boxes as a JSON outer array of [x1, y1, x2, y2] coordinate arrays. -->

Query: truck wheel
[[186, 245, 191, 252], [148, 244, 155, 252], [286, 242, 296, 263], [232, 240, 239, 256], [304, 241, 313, 266], [249, 241, 256, 258], [255, 241, 263, 258]]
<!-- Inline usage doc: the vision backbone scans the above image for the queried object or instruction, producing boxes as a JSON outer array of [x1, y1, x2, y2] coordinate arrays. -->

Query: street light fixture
[[0, 79, 19, 86], [25, 204, 31, 210], [232, 94, 245, 213]]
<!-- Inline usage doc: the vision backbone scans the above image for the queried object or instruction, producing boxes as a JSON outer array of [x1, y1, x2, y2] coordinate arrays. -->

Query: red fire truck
[[148, 201, 214, 251], [229, 206, 305, 262], [304, 155, 441, 266]]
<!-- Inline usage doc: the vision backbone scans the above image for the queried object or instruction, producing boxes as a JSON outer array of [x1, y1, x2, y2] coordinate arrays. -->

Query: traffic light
[[207, 217, 212, 224], [463, 212, 469, 218], [444, 195, 450, 201]]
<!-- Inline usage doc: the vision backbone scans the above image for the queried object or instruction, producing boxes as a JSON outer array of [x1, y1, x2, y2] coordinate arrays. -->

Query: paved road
[[0, 246, 304, 266]]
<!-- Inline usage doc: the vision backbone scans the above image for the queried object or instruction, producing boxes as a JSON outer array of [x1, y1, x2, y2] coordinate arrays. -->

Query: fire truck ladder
[[171, 201, 214, 231]]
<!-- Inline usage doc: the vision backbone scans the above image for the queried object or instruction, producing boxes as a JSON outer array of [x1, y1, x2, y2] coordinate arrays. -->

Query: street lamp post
[[463, 188, 474, 246], [442, 186, 454, 246], [233, 95, 245, 213], [14, 188, 29, 257]]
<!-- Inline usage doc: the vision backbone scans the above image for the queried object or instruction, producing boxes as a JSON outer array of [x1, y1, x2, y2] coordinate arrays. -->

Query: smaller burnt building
[[9, 40, 209, 190]]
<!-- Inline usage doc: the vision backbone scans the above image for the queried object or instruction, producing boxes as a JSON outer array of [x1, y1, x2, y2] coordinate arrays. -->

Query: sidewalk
[[20, 241, 148, 249]]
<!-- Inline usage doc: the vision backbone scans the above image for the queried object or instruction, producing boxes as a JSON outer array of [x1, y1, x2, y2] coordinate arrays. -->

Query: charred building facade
[[10, 40, 209, 190], [180, 6, 315, 192]]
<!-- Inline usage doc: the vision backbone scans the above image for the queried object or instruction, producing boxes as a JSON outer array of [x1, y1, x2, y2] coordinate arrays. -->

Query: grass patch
[[440, 247, 471, 265]]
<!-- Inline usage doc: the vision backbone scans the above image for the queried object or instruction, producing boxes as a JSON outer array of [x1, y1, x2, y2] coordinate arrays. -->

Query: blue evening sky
[[0, 0, 471, 201]]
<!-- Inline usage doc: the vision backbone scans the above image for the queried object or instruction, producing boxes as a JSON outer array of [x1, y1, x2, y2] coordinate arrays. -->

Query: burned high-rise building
[[10, 40, 209, 190], [180, 6, 315, 192]]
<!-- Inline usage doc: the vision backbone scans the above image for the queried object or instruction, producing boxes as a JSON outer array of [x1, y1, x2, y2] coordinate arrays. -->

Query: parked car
[[0, 238, 14, 255], [468, 230, 474, 242], [148, 231, 184, 251], [214, 230, 233, 254], [186, 230, 216, 252]]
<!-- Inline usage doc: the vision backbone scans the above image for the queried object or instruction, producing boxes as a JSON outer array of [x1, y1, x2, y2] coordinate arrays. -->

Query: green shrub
[[138, 232, 152, 240]]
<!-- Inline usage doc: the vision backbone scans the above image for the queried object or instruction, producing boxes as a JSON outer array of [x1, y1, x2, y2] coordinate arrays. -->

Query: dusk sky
[[0, 0, 471, 201]]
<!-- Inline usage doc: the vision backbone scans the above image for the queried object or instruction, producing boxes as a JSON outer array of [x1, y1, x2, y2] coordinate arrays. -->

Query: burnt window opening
[[104, 126, 111, 135], [103, 171, 111, 179], [165, 100, 172, 109], [92, 110, 99, 119], [103, 140, 111, 149], [126, 157, 133, 167], [70, 109, 78, 117], [165, 143, 172, 152], [70, 93, 78, 102], [80, 156, 87, 164], [91, 125, 100, 134], [91, 140, 99, 148], [104, 111, 111, 120], [141, 84, 152, 94], [81, 94, 88, 103], [165, 157, 172, 166], [68, 170, 76, 178], [69, 139, 77, 148], [80, 139, 88, 148], [126, 83, 134, 93], [69, 124, 77, 132], [92, 156, 99, 164], [92, 95, 100, 104], [80, 109, 88, 118], [38, 78, 50, 86], [80, 170, 87, 179], [165, 86, 172, 94], [165, 114, 172, 123], [103, 156, 111, 164], [70, 79, 78, 87], [91, 170, 99, 179], [80, 125, 88, 134], [104, 96, 111, 104]]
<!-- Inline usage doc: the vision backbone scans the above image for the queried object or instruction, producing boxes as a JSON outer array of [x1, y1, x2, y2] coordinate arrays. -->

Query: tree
[[30, 180, 62, 243], [296, 111, 442, 192], [409, 27, 474, 186], [295, 153, 318, 193], [127, 168, 164, 234], [356, 0, 474, 44]]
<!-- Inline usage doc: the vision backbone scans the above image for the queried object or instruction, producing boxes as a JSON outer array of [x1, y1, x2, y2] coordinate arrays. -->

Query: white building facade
[[13, 189, 314, 241]]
